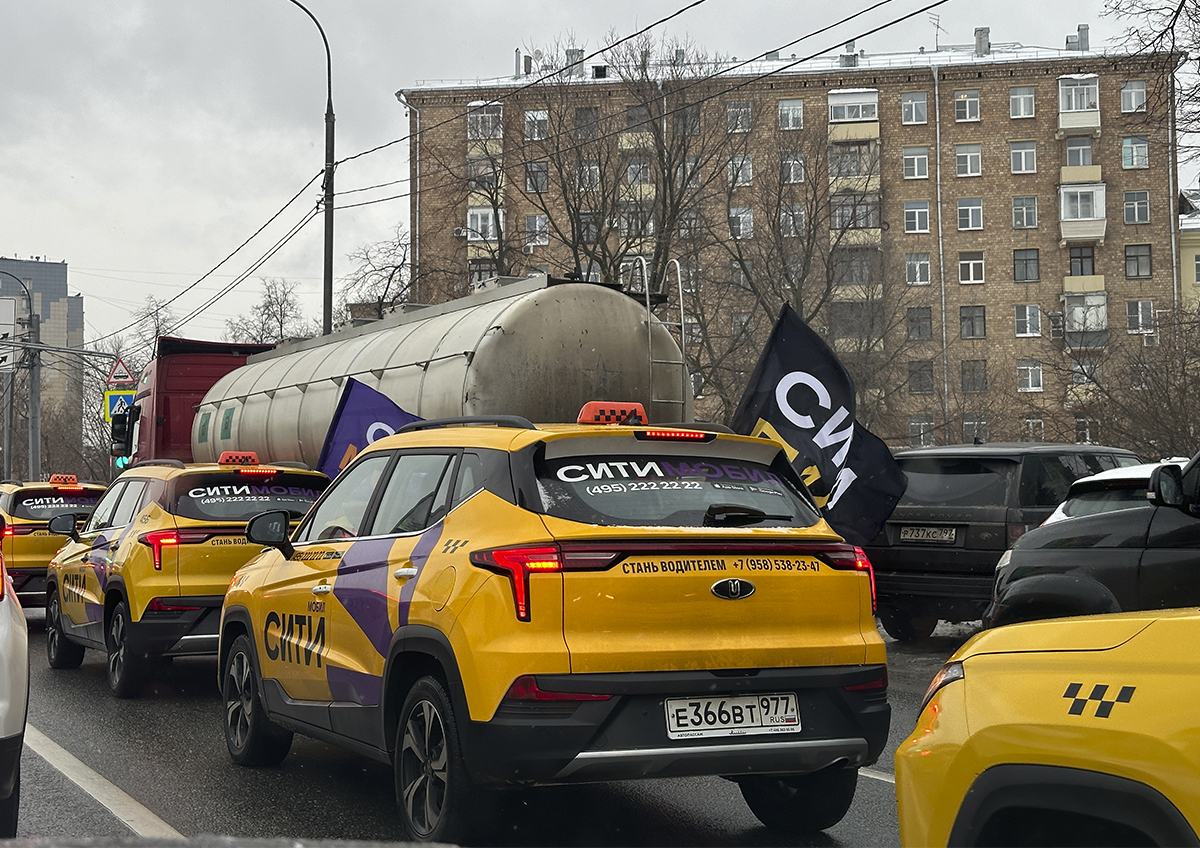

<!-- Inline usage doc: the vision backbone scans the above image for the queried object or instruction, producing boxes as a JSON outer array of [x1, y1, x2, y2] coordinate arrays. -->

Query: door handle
[[393, 567, 418, 580], [311, 584, 332, 595]]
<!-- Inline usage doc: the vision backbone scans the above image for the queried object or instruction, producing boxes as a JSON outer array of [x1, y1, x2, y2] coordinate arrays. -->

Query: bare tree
[[339, 226, 417, 321], [224, 278, 315, 344]]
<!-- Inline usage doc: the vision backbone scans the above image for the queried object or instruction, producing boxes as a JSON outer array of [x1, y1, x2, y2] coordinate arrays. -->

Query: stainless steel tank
[[192, 276, 691, 467]]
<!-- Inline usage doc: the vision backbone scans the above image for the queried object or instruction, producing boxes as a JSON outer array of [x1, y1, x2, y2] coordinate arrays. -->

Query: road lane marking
[[24, 724, 183, 839], [861, 767, 895, 785]]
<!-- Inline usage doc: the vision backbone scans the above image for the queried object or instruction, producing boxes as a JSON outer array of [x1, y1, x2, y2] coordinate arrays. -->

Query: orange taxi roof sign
[[48, 474, 78, 485], [577, 402, 647, 425], [217, 451, 259, 465]]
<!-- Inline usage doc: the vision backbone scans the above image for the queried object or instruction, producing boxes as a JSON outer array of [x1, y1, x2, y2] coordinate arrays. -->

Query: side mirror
[[48, 512, 80, 542], [246, 510, 294, 559], [1148, 464, 1185, 509]]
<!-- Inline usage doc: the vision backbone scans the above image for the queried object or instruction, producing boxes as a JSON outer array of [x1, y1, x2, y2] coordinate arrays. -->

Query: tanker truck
[[174, 274, 690, 469]]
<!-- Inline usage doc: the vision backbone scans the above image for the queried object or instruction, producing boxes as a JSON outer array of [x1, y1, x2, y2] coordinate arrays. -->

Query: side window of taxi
[[296, 452, 392, 543], [86, 482, 128, 533], [368, 454, 457, 536], [109, 480, 149, 528]]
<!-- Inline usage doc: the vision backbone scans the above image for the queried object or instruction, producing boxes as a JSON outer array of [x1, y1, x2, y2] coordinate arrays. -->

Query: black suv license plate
[[899, 526, 956, 544]]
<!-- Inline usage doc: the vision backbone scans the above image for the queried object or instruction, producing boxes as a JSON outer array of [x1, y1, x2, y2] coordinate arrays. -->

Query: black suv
[[864, 443, 1140, 640], [985, 450, 1200, 628]]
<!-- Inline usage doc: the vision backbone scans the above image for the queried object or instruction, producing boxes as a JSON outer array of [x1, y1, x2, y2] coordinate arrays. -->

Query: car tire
[[106, 600, 145, 699], [739, 765, 858, 834], [394, 675, 489, 843], [46, 590, 84, 669], [878, 607, 938, 641], [222, 634, 292, 767], [0, 761, 18, 838]]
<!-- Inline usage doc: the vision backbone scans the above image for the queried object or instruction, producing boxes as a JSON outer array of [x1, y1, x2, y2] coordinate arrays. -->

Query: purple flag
[[316, 378, 421, 479]]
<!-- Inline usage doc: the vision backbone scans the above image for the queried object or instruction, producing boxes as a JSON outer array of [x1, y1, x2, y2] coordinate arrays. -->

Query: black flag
[[730, 303, 907, 546]]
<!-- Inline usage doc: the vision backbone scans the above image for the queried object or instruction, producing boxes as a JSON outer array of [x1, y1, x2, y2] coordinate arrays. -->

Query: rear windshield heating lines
[[554, 460, 783, 485]]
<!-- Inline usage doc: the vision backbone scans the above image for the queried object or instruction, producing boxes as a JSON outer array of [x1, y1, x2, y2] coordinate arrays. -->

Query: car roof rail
[[268, 460, 311, 471], [130, 459, 187, 470], [654, 421, 736, 434], [1, 479, 22, 485], [399, 415, 537, 433]]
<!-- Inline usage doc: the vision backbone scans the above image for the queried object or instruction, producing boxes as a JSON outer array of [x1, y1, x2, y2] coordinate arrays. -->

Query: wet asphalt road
[[13, 610, 982, 846]]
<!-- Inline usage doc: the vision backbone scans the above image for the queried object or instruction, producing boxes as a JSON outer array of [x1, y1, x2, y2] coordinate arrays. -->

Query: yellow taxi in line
[[44, 452, 328, 698], [220, 407, 890, 843], [0, 475, 106, 607], [896, 609, 1200, 847]]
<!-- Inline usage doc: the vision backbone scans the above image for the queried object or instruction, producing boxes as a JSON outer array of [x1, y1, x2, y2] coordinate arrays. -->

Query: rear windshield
[[1019, 454, 1123, 507], [1061, 486, 1149, 519], [898, 458, 1016, 508], [534, 452, 821, 528], [173, 472, 328, 521], [10, 489, 104, 521]]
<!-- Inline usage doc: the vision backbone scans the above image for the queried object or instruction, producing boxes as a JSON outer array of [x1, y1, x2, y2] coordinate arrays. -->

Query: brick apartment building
[[397, 25, 1182, 447]]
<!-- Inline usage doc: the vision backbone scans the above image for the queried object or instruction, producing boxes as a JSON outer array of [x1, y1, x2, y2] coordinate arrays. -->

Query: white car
[[1042, 459, 1188, 526], [0, 539, 27, 838]]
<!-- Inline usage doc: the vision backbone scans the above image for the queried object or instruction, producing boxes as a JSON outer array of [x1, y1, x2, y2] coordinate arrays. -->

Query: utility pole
[[0, 270, 38, 481]]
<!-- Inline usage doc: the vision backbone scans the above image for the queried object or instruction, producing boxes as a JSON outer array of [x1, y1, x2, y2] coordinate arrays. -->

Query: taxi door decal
[[82, 524, 141, 624], [396, 524, 443, 626]]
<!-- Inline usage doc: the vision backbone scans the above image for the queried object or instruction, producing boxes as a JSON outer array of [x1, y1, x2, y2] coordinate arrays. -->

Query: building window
[[524, 109, 548, 140], [678, 208, 702, 240], [525, 162, 548, 193], [525, 214, 549, 246], [467, 102, 502, 139], [1061, 186, 1104, 220], [909, 415, 935, 447], [684, 314, 702, 344], [1127, 299, 1155, 333], [903, 146, 929, 179], [963, 416, 989, 444], [1195, 254, 1200, 283], [728, 154, 753, 187], [1013, 249, 1040, 282], [908, 360, 934, 394], [626, 104, 651, 132], [1123, 137, 1149, 169], [829, 91, 878, 122], [1124, 191, 1150, 224], [466, 207, 500, 241], [1010, 86, 1035, 118], [957, 198, 983, 230], [781, 153, 805, 184], [906, 252, 931, 285], [466, 157, 497, 191], [832, 249, 877, 285], [1126, 244, 1152, 278], [1025, 417, 1045, 439], [1015, 304, 1041, 336], [467, 259, 496, 284], [574, 107, 599, 140], [832, 194, 881, 229], [830, 141, 875, 177], [675, 104, 701, 136], [729, 207, 753, 239], [1011, 141, 1036, 173], [1013, 196, 1038, 229], [956, 144, 982, 177], [731, 261, 753, 290], [778, 99, 804, 129], [732, 312, 753, 337], [830, 301, 872, 339], [1018, 360, 1043, 393], [1066, 136, 1093, 167], [1065, 292, 1108, 335], [1121, 80, 1147, 113], [907, 307, 933, 340], [1059, 77, 1098, 112], [962, 360, 987, 393], [626, 156, 650, 185], [960, 305, 986, 338], [578, 212, 601, 244], [780, 205, 805, 237], [902, 92, 928, 124], [959, 252, 985, 284], [955, 90, 980, 121], [578, 161, 600, 191], [904, 201, 930, 233], [1069, 246, 1095, 276], [1075, 417, 1095, 444], [1072, 356, 1099, 385], [727, 101, 752, 133], [618, 202, 654, 238]]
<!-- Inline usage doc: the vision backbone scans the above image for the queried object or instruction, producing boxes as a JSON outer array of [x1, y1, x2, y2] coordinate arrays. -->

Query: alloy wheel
[[398, 699, 449, 837]]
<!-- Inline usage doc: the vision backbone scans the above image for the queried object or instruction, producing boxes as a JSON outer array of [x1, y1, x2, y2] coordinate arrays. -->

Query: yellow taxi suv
[[44, 452, 328, 698], [220, 408, 890, 843], [1, 475, 106, 607], [896, 609, 1200, 847]]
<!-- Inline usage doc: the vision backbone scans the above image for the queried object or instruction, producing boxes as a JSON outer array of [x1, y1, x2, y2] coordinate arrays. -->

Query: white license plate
[[664, 693, 800, 739], [900, 526, 956, 544]]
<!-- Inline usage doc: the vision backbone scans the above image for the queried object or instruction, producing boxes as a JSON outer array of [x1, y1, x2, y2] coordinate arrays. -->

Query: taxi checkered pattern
[[587, 406, 644, 424], [1063, 682, 1136, 718]]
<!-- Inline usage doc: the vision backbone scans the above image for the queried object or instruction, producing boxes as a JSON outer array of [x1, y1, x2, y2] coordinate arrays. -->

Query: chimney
[[974, 27, 990, 56], [566, 48, 584, 75], [766, 50, 780, 61], [524, 54, 533, 75], [844, 40, 856, 54], [675, 48, 686, 63], [1077, 23, 1090, 51], [840, 53, 858, 68], [514, 48, 522, 77]]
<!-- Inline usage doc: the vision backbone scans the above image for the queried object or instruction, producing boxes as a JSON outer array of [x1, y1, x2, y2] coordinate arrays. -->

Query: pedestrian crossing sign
[[104, 390, 136, 422]]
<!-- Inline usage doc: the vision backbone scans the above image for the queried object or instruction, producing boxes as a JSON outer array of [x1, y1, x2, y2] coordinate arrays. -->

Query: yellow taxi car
[[44, 452, 328, 698], [896, 609, 1200, 846], [220, 408, 890, 843], [0, 475, 106, 607]]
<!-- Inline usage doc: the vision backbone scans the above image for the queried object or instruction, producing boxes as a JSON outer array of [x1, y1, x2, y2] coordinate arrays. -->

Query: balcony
[[1056, 109, 1100, 139], [828, 175, 880, 194], [829, 121, 880, 142], [1063, 274, 1105, 293], [833, 228, 882, 246], [1064, 330, 1109, 348], [1059, 218, 1106, 245], [1060, 165, 1102, 184], [618, 132, 653, 150]]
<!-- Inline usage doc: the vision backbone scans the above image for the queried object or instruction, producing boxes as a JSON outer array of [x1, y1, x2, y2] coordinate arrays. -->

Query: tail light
[[635, 429, 715, 442], [844, 666, 888, 692], [821, 545, 877, 613], [6, 525, 42, 537], [236, 467, 278, 477], [138, 530, 179, 570], [470, 546, 561, 621], [1007, 523, 1028, 546], [504, 675, 611, 701], [146, 597, 201, 612]]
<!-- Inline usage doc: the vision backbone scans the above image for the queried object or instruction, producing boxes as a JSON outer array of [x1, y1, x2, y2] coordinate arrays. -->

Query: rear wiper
[[702, 504, 793, 527]]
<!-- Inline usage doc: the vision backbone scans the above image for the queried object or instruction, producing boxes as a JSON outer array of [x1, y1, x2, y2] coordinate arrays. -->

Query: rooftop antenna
[[928, 13, 946, 51]]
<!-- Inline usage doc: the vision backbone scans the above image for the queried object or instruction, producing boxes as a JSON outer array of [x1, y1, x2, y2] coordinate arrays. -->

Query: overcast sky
[[0, 0, 1150, 343]]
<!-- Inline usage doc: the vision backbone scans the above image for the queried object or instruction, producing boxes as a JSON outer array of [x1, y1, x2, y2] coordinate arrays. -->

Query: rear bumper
[[126, 596, 224, 657], [462, 665, 889, 787], [8, 569, 46, 606], [865, 544, 999, 617]]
